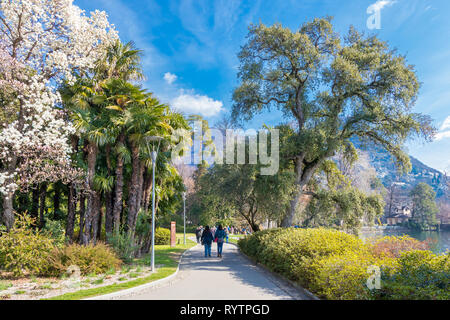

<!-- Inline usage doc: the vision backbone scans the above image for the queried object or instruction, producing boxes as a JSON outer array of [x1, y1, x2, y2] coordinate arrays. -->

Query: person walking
[[215, 225, 227, 258], [195, 225, 203, 243], [211, 225, 216, 239], [201, 226, 214, 257], [225, 226, 229, 243]]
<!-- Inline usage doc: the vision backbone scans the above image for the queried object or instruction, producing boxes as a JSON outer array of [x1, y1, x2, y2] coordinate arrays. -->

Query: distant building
[[386, 205, 411, 225], [386, 214, 410, 226]]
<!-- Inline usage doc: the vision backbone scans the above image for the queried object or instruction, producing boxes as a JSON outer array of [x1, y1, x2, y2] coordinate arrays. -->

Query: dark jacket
[[201, 230, 214, 245]]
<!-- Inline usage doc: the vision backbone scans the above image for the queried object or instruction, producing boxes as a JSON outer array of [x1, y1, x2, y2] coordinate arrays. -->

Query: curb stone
[[84, 243, 198, 300]]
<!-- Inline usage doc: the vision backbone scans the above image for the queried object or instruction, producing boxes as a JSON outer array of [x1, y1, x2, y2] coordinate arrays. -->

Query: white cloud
[[171, 93, 223, 117], [163, 72, 177, 85], [440, 116, 450, 131], [435, 131, 450, 141], [368, 0, 396, 12], [434, 116, 450, 141]]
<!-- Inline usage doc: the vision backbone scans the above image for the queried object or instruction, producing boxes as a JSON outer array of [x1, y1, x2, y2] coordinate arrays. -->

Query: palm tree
[[61, 40, 145, 243]]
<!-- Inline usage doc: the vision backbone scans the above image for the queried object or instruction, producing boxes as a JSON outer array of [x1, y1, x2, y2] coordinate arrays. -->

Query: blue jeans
[[204, 243, 211, 257], [217, 242, 223, 255]]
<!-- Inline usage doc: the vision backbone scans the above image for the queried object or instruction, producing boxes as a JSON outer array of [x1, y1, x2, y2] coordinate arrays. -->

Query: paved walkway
[[112, 242, 309, 300]]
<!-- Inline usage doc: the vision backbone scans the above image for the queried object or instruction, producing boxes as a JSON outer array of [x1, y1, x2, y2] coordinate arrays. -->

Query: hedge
[[238, 228, 449, 300]]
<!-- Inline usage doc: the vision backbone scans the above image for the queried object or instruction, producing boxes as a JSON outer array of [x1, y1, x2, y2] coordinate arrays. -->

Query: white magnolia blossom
[[0, 0, 118, 196]]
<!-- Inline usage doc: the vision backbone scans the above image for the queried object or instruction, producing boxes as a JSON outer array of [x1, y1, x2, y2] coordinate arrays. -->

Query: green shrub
[[239, 228, 448, 300], [43, 220, 66, 247], [0, 215, 55, 277], [50, 243, 122, 276], [106, 231, 138, 263], [239, 228, 367, 286], [155, 227, 170, 245], [374, 250, 450, 300]]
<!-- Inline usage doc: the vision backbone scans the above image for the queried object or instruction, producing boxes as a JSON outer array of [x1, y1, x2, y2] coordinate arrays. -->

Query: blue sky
[[75, 0, 450, 173]]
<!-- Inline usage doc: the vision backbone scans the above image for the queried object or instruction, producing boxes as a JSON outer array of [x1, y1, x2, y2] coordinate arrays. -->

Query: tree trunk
[[127, 141, 140, 233], [66, 184, 76, 243], [91, 192, 101, 244], [53, 182, 61, 220], [78, 193, 86, 243], [112, 133, 125, 233], [281, 156, 321, 227], [31, 188, 39, 222], [105, 191, 113, 235], [82, 142, 98, 245], [143, 170, 152, 213], [2, 154, 17, 230], [136, 161, 145, 215], [39, 183, 47, 229], [2, 100, 26, 230]]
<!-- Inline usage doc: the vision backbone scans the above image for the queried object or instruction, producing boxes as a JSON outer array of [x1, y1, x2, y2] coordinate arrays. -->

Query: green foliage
[[233, 18, 435, 226], [50, 243, 122, 276], [239, 228, 447, 300], [155, 227, 170, 245], [43, 220, 66, 247], [195, 160, 295, 231], [374, 250, 450, 300], [410, 183, 439, 230], [0, 281, 12, 291], [106, 231, 138, 263], [302, 187, 385, 234], [0, 215, 55, 277]]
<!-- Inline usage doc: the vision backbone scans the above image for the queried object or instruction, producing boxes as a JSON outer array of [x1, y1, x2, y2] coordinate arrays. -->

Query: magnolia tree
[[0, 0, 118, 229]]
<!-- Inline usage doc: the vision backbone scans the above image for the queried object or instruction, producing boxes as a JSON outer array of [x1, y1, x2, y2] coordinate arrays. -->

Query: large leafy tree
[[232, 18, 435, 227], [410, 182, 439, 230]]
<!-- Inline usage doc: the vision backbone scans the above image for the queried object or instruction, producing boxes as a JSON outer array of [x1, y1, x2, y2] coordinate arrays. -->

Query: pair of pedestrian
[[201, 225, 227, 258]]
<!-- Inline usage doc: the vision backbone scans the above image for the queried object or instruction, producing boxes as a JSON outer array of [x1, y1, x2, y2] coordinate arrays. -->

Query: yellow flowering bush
[[0, 215, 55, 277], [374, 250, 450, 300], [50, 243, 122, 276], [238, 228, 448, 300]]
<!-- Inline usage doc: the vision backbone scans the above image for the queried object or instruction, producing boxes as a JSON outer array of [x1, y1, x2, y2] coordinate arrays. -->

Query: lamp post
[[150, 150, 157, 271], [182, 191, 186, 245], [144, 135, 163, 272]]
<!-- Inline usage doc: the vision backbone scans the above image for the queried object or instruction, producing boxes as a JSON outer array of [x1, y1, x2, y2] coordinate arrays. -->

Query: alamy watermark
[[367, 1, 395, 30], [366, 265, 381, 290], [170, 121, 279, 175]]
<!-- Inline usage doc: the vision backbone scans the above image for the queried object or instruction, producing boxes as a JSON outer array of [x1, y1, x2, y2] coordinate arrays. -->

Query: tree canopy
[[232, 18, 435, 227]]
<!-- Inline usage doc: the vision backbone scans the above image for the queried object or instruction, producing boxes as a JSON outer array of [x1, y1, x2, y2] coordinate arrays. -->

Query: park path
[[108, 242, 310, 300]]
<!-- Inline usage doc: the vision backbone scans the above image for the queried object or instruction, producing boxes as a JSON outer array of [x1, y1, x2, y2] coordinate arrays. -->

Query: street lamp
[[145, 136, 164, 272], [182, 191, 186, 245]]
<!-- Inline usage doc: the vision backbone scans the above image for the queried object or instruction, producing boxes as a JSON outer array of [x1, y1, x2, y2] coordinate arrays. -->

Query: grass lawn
[[228, 234, 247, 245], [44, 234, 197, 300]]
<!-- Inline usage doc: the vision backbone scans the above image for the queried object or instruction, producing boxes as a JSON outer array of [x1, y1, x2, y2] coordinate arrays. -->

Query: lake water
[[360, 228, 450, 254]]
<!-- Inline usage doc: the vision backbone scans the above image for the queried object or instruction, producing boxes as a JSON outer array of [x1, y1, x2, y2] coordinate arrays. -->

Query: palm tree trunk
[[105, 191, 113, 234], [112, 133, 125, 233], [82, 142, 98, 245], [91, 192, 101, 244], [53, 182, 61, 220], [31, 188, 39, 222], [39, 183, 47, 229], [136, 161, 145, 214], [66, 184, 77, 243], [143, 170, 152, 213], [78, 193, 85, 243], [127, 141, 140, 233]]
